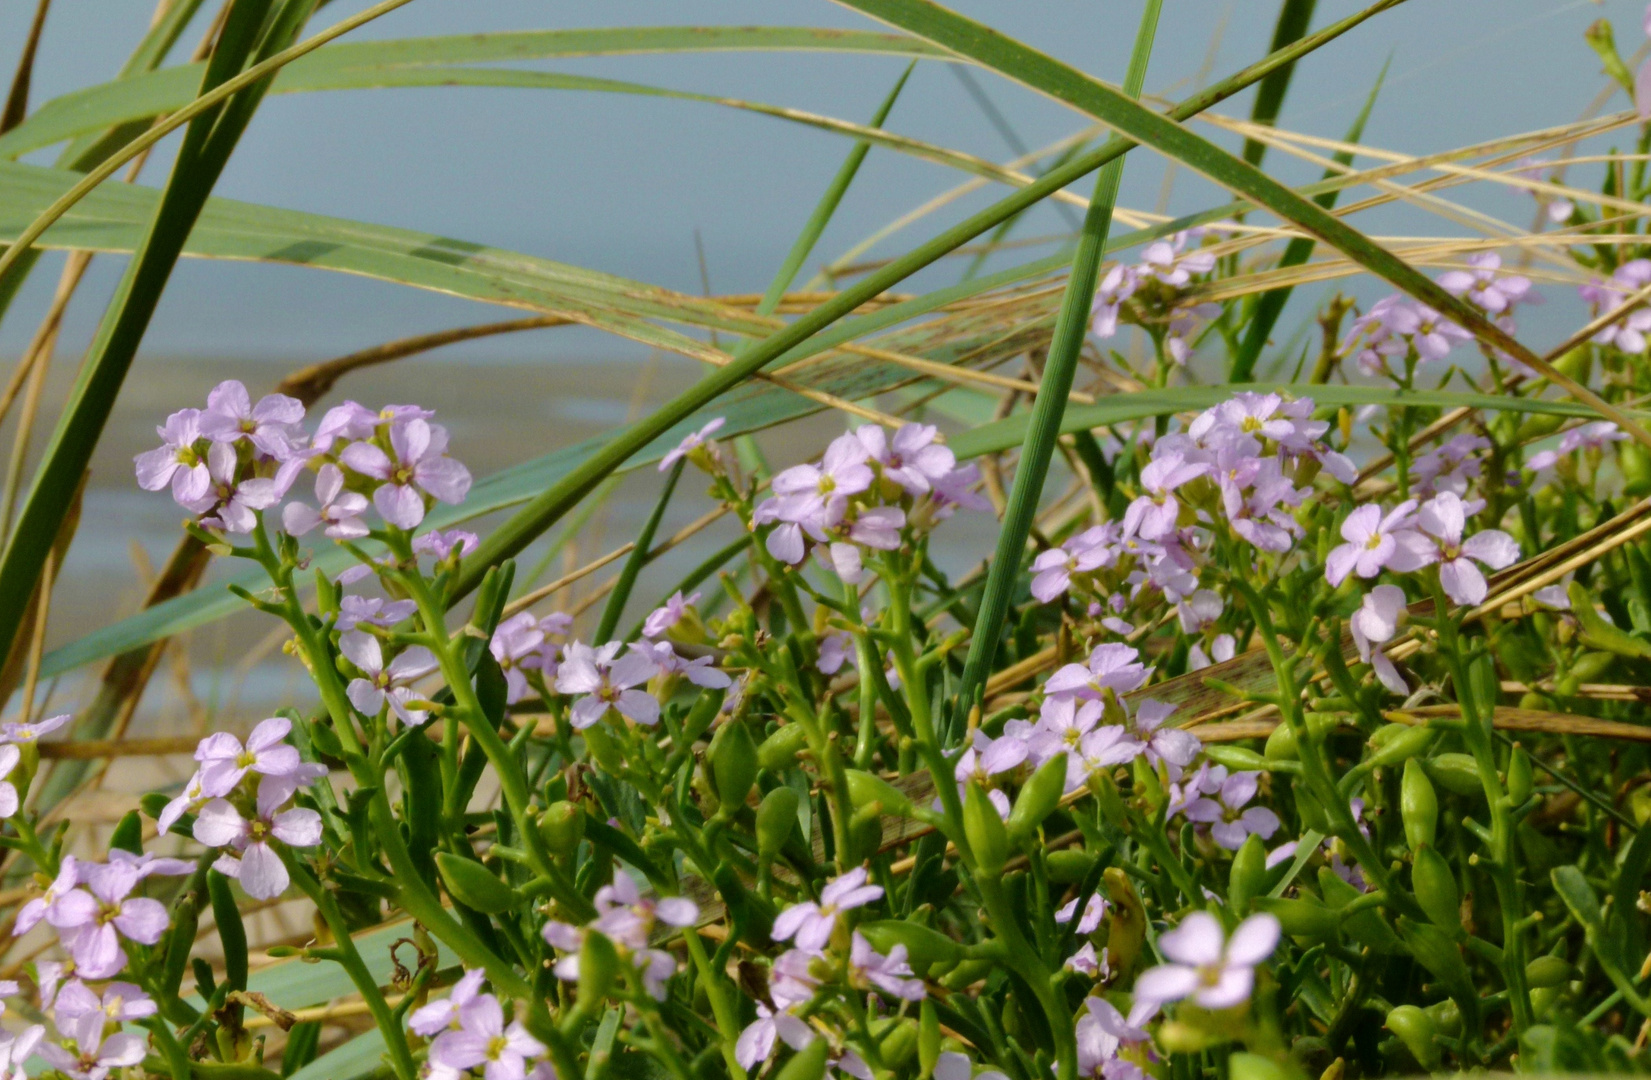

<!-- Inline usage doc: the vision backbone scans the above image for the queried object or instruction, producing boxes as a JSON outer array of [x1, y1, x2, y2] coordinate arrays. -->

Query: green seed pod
[[1468, 655, 1501, 715], [577, 930, 620, 1012], [1410, 846, 1462, 935], [1253, 896, 1338, 941], [581, 723, 626, 775], [756, 787, 801, 857], [963, 782, 1009, 875], [435, 852, 521, 915], [919, 999, 941, 1080], [1007, 752, 1068, 844], [1228, 834, 1268, 915], [775, 1036, 829, 1080], [538, 801, 585, 862], [859, 921, 962, 976], [1368, 724, 1435, 769], [1367, 722, 1412, 750], [1401, 759, 1438, 852], [1318, 868, 1404, 954], [845, 769, 912, 818], [1264, 723, 1299, 762], [1046, 848, 1097, 884], [1571, 650, 1617, 683], [1424, 998, 1461, 1035], [709, 721, 759, 812], [757, 723, 811, 771], [1424, 753, 1485, 798], [1385, 1005, 1439, 1069], [1294, 785, 1330, 833], [871, 1017, 918, 1070], [1507, 745, 1533, 805], [1396, 917, 1479, 1032], [1227, 1052, 1290, 1080], [1525, 954, 1575, 989], [1203, 745, 1270, 772]]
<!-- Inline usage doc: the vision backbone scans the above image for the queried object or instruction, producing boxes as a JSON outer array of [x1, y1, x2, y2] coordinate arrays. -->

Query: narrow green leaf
[[1242, 0, 1318, 168], [594, 461, 683, 643], [954, 0, 1160, 728]]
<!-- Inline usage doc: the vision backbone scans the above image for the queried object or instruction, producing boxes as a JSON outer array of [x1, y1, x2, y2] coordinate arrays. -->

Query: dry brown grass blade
[[0, 0, 51, 134], [0, 473, 80, 715], [1185, 706, 1651, 744]]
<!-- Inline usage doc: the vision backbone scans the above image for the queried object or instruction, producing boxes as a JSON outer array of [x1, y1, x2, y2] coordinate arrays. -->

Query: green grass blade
[[1242, 0, 1317, 167], [1230, 54, 1387, 381], [953, 0, 1160, 730], [594, 461, 684, 644]]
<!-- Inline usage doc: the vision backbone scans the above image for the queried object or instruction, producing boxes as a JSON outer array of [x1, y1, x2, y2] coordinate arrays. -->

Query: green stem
[[684, 927, 749, 1080]]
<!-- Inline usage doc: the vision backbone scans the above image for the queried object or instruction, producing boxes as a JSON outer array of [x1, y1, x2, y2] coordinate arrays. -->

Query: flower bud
[[1367, 724, 1435, 769], [871, 1017, 918, 1070], [1007, 752, 1068, 845], [110, 810, 145, 856], [846, 769, 911, 818], [539, 801, 585, 862], [1264, 723, 1298, 762], [756, 787, 801, 857], [1046, 848, 1097, 884], [436, 852, 521, 915], [1525, 954, 1575, 988], [1507, 744, 1533, 805], [1227, 1052, 1290, 1080], [919, 1000, 941, 1080], [1204, 745, 1269, 772], [758, 723, 811, 771], [1423, 753, 1484, 798], [775, 1037, 829, 1080], [709, 721, 759, 813], [1385, 1005, 1439, 1069], [1228, 833, 1268, 915], [1253, 896, 1338, 941], [577, 930, 620, 1011], [963, 782, 1009, 875], [1410, 846, 1462, 935], [1401, 759, 1437, 852]]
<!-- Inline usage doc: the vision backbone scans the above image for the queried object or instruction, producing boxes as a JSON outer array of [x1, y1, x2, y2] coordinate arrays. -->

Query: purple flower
[[1180, 771, 1280, 850], [193, 716, 303, 798], [1415, 492, 1520, 605], [859, 423, 956, 495], [737, 1002, 815, 1070], [639, 641, 731, 689], [282, 464, 368, 540], [847, 930, 926, 1000], [0, 1026, 42, 1080], [1056, 892, 1108, 934], [48, 861, 169, 979], [930, 462, 992, 517], [1408, 305, 1473, 363], [1030, 536, 1111, 603], [413, 528, 480, 562], [408, 968, 487, 1037], [1045, 643, 1150, 700], [1028, 696, 1103, 766], [197, 380, 306, 458], [1188, 633, 1235, 672], [490, 612, 548, 705], [36, 1027, 145, 1080], [0, 711, 68, 747], [15, 857, 82, 937], [643, 591, 699, 639], [1076, 996, 1156, 1080], [660, 417, 725, 472], [1134, 910, 1280, 1008], [1351, 585, 1409, 695], [1075, 726, 1144, 788], [428, 994, 546, 1080], [1126, 699, 1200, 771], [1064, 943, 1109, 979], [771, 433, 873, 519], [1123, 453, 1207, 540], [311, 401, 382, 453], [771, 867, 883, 952], [1437, 252, 1533, 314], [105, 849, 192, 880], [1090, 264, 1138, 339], [157, 772, 210, 836], [1141, 229, 1216, 287], [1325, 501, 1430, 586], [1560, 421, 1629, 455], [769, 948, 822, 1009], [334, 594, 417, 632], [0, 744, 19, 819], [341, 417, 471, 529], [54, 979, 156, 1041], [591, 872, 699, 949], [193, 775, 325, 900], [134, 408, 211, 505], [342, 632, 439, 727], [187, 442, 296, 534], [817, 632, 854, 675], [556, 642, 660, 729]]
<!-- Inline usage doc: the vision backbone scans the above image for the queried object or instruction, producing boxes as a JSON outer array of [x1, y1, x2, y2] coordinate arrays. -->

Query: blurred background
[[0, 0, 1641, 738]]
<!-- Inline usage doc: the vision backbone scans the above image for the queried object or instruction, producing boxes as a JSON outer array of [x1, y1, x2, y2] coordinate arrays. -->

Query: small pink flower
[[342, 632, 439, 727], [197, 380, 306, 459], [771, 867, 883, 952], [282, 463, 368, 539], [1134, 911, 1280, 1008], [341, 417, 471, 529], [193, 716, 303, 798], [134, 408, 211, 505], [660, 417, 725, 472], [1415, 492, 1520, 605], [1325, 501, 1430, 586], [1351, 585, 1409, 694], [555, 642, 660, 728], [193, 775, 325, 900]]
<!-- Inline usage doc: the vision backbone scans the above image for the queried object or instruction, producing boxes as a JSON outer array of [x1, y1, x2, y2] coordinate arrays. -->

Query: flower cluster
[[1089, 228, 1223, 364]]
